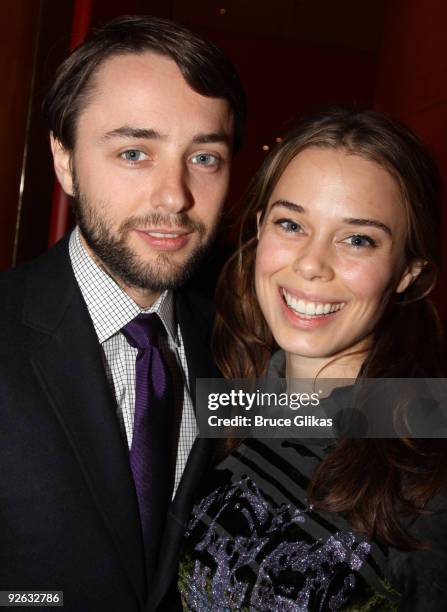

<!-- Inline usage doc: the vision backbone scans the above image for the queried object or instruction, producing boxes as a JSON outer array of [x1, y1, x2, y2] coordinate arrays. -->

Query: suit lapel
[[175, 289, 220, 402], [22, 238, 145, 604], [147, 290, 219, 610]]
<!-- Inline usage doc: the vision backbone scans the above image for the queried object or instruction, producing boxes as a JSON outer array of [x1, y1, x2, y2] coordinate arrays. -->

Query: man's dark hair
[[43, 14, 246, 151]]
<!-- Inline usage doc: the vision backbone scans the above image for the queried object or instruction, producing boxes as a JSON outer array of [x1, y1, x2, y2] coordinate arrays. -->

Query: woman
[[179, 109, 447, 610]]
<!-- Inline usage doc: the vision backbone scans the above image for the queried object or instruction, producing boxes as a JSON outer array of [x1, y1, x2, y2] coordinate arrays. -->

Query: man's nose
[[292, 238, 335, 282], [150, 160, 193, 214]]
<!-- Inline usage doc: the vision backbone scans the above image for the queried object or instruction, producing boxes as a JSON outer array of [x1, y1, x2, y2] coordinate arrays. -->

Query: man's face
[[53, 52, 234, 303]]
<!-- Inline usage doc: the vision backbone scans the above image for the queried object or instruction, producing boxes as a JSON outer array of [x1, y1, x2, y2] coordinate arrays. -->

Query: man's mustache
[[121, 212, 205, 235]]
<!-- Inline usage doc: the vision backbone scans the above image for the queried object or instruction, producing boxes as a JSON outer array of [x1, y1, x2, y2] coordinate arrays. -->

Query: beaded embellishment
[[180, 476, 371, 611]]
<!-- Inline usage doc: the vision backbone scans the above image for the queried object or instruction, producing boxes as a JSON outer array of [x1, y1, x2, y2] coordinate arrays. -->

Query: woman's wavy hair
[[213, 108, 446, 550]]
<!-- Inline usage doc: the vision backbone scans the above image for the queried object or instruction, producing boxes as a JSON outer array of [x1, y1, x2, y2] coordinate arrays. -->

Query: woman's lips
[[134, 228, 192, 252], [279, 287, 346, 329]]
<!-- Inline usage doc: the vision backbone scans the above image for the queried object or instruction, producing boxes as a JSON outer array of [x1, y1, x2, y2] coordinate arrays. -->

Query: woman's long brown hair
[[213, 108, 446, 550]]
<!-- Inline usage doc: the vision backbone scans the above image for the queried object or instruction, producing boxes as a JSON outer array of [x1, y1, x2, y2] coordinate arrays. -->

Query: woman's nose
[[292, 239, 335, 282]]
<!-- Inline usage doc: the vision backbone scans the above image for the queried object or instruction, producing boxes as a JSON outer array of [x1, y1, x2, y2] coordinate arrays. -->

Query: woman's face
[[255, 147, 418, 363]]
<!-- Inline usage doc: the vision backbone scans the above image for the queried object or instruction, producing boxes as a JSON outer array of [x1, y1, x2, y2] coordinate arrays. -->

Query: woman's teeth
[[282, 288, 345, 317]]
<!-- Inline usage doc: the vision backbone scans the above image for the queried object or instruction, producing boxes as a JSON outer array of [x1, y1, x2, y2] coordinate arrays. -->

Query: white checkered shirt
[[69, 227, 197, 496]]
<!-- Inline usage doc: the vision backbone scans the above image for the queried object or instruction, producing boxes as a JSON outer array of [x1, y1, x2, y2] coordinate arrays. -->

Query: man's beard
[[71, 183, 216, 292]]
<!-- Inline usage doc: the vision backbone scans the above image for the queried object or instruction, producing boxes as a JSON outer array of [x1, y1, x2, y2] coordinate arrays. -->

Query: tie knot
[[121, 313, 163, 349]]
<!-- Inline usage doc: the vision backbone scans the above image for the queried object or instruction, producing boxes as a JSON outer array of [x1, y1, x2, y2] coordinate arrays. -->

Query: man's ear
[[50, 133, 74, 196], [396, 259, 426, 294]]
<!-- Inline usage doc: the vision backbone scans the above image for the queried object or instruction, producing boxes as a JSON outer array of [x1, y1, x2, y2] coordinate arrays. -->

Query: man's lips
[[133, 228, 193, 252]]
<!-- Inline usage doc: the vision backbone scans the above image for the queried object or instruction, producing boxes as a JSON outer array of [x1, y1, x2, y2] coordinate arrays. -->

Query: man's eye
[[274, 218, 302, 233], [344, 234, 377, 248], [120, 150, 149, 163], [190, 153, 220, 167]]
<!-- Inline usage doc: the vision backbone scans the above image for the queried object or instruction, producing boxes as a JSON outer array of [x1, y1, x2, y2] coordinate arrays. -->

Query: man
[[0, 15, 245, 611]]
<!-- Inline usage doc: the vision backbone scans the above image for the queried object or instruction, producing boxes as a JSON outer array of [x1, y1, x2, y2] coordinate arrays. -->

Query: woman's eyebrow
[[343, 218, 392, 237], [271, 200, 392, 237], [271, 199, 305, 213]]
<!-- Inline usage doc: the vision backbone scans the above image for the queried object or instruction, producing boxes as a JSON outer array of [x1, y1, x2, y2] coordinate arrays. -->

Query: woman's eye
[[190, 153, 220, 167], [274, 218, 302, 233], [120, 150, 149, 163], [344, 234, 377, 248]]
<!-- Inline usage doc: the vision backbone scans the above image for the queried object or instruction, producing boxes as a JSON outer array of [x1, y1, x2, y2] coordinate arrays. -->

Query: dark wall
[[0, 1, 41, 269], [204, 31, 377, 232], [13, 0, 75, 266], [375, 0, 447, 317]]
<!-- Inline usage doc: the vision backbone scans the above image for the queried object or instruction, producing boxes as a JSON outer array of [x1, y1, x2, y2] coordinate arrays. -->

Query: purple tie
[[121, 313, 175, 575]]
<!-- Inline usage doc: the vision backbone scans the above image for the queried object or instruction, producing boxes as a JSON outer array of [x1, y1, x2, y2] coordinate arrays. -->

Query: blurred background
[[2, 0, 447, 316]]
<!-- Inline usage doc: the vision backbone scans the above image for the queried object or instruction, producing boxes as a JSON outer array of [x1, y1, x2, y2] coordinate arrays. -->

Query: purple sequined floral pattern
[[179, 477, 371, 611]]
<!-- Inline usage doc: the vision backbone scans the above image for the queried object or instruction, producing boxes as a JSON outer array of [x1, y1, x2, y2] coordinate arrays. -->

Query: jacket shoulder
[[0, 236, 71, 320], [176, 287, 215, 322], [0, 259, 33, 317]]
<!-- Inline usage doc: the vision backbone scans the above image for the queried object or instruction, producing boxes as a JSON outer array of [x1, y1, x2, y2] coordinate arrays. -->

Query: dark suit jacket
[[0, 236, 218, 611]]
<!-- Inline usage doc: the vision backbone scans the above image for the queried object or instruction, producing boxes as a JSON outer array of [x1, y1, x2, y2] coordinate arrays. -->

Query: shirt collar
[[69, 227, 178, 345]]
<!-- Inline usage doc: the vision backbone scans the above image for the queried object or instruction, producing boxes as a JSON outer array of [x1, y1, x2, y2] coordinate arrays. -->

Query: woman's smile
[[280, 287, 346, 317]]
